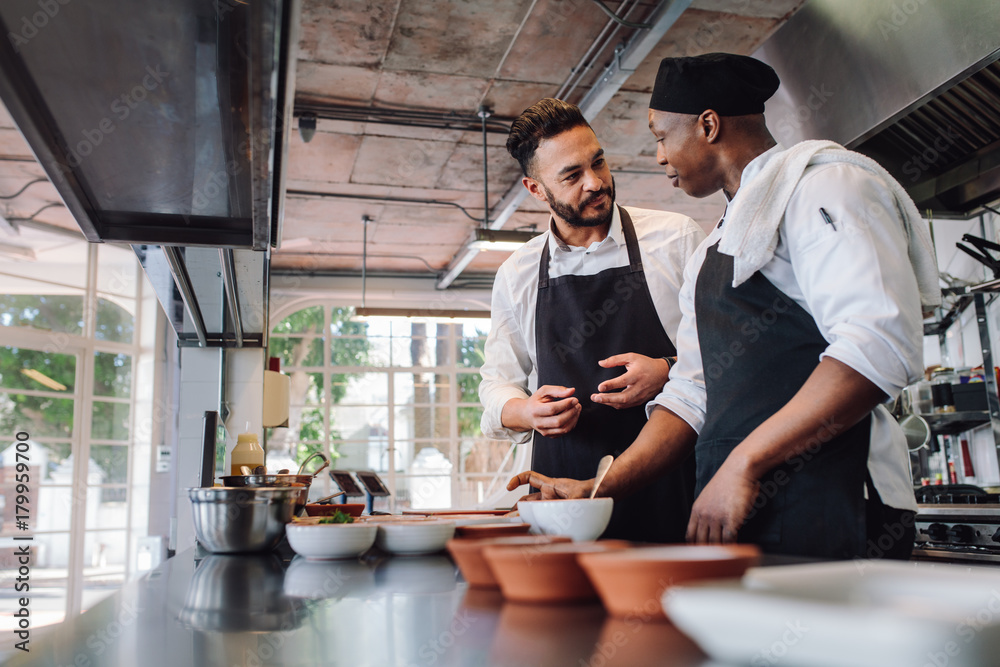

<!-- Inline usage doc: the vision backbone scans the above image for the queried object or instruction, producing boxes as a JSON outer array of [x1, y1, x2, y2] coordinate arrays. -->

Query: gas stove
[[914, 490, 1000, 563]]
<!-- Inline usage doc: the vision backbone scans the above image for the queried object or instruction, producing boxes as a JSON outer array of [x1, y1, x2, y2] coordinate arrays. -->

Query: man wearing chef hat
[[480, 98, 706, 542], [509, 54, 939, 559]]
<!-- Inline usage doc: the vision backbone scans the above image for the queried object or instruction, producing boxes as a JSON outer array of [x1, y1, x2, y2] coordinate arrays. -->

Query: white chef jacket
[[480, 204, 706, 443], [649, 144, 923, 512]]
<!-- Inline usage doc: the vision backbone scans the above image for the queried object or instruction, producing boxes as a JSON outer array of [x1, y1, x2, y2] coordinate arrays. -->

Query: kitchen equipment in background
[[901, 380, 933, 414], [217, 473, 312, 514], [296, 451, 329, 476], [187, 487, 299, 553], [898, 414, 931, 451], [953, 382, 990, 412], [230, 427, 265, 476], [914, 484, 1000, 563], [931, 368, 958, 413], [355, 470, 392, 514], [219, 473, 315, 487], [329, 470, 366, 505], [219, 453, 328, 511], [263, 357, 291, 428], [960, 437, 977, 478], [200, 411, 227, 487]]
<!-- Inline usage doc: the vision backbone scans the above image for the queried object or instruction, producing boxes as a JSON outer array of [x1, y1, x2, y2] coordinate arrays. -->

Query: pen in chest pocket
[[819, 207, 837, 231]]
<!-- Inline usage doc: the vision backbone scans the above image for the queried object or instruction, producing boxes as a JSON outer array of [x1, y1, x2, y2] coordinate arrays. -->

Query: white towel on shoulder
[[717, 140, 942, 308]]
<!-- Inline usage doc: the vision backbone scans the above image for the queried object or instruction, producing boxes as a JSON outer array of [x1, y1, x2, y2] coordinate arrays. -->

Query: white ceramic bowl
[[525, 497, 613, 541], [516, 501, 542, 534], [375, 520, 456, 555], [285, 522, 377, 560], [283, 555, 375, 598]]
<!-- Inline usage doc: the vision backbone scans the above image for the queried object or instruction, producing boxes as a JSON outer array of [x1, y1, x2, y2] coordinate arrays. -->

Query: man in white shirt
[[480, 98, 705, 541], [508, 55, 938, 560]]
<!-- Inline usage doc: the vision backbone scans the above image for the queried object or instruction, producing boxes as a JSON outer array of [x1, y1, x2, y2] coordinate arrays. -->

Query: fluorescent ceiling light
[[0, 241, 35, 261], [354, 307, 490, 320], [21, 368, 67, 391], [467, 228, 539, 252]]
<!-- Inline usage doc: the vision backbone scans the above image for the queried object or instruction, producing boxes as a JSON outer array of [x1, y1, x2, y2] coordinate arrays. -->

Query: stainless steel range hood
[[756, 0, 1000, 218], [0, 0, 299, 347], [0, 0, 294, 247]]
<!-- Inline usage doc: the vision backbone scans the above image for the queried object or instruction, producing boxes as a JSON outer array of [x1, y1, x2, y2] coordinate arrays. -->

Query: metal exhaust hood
[[755, 0, 1000, 218], [0, 0, 299, 347]]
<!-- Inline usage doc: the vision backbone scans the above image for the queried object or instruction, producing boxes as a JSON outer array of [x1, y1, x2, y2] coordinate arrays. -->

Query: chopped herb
[[318, 510, 354, 524]]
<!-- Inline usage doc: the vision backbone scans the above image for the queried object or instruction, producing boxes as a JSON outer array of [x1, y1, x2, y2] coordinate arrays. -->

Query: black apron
[[532, 206, 695, 542], [694, 242, 870, 559]]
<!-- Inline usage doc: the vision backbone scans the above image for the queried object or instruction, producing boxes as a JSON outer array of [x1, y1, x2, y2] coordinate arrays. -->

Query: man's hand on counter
[[506, 470, 594, 499], [686, 458, 760, 544], [591, 353, 671, 410], [501, 385, 582, 436]]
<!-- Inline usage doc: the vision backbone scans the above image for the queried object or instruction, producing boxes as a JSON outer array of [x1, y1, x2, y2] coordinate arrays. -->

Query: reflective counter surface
[[4, 544, 716, 667]]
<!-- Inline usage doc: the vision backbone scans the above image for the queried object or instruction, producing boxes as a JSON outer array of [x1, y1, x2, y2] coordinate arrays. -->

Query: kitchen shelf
[[922, 410, 991, 435]]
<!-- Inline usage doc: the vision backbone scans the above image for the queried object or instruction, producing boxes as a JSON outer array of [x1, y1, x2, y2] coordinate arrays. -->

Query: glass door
[[0, 343, 81, 628]]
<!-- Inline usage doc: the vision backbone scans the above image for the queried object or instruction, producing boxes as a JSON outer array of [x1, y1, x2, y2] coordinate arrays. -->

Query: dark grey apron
[[532, 206, 695, 542], [694, 241, 870, 559]]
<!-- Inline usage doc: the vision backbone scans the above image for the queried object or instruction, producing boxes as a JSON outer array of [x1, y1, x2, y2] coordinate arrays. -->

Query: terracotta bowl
[[455, 522, 532, 539], [446, 535, 571, 588], [304, 503, 365, 518], [483, 540, 631, 604], [576, 544, 761, 620]]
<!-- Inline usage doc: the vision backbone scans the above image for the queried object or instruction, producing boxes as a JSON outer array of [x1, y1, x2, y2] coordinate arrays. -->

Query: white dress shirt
[[649, 145, 923, 512], [480, 204, 706, 443]]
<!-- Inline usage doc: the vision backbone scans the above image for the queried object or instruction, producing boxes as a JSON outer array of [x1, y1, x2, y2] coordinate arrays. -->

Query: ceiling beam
[[435, 0, 694, 289]]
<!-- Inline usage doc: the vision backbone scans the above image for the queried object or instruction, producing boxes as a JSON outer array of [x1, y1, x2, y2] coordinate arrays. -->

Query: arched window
[[267, 304, 519, 510]]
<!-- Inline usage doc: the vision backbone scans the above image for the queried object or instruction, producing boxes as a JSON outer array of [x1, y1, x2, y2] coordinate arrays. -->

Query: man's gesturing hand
[[591, 353, 670, 410], [506, 470, 595, 499], [501, 385, 582, 436]]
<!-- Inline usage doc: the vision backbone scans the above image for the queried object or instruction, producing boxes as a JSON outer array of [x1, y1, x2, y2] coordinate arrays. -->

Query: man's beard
[[544, 177, 616, 229]]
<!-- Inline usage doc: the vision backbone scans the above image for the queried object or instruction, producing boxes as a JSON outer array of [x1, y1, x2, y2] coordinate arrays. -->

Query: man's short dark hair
[[506, 98, 591, 177]]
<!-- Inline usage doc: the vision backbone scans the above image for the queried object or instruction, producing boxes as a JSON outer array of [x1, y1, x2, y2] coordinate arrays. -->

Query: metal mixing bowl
[[216, 474, 312, 513], [188, 486, 299, 553]]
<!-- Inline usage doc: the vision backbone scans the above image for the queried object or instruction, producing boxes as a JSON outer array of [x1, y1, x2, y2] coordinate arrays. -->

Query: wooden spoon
[[590, 455, 614, 499]]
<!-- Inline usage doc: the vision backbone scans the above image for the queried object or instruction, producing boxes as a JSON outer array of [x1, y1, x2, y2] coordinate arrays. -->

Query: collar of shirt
[[719, 144, 786, 227], [547, 204, 623, 255]]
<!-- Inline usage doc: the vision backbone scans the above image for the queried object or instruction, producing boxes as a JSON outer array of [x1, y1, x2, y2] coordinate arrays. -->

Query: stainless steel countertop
[[5, 544, 714, 667]]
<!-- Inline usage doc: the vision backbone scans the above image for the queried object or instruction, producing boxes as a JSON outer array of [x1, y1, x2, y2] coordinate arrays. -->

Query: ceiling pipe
[[436, 0, 694, 289]]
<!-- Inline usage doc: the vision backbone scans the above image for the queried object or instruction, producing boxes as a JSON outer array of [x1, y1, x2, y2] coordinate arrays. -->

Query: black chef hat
[[649, 53, 780, 116]]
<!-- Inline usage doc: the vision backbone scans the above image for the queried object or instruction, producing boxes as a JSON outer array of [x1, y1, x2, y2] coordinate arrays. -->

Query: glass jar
[[931, 368, 957, 413], [903, 380, 934, 414]]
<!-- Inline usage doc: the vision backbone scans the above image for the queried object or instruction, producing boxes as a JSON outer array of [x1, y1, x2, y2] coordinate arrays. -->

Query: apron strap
[[618, 206, 644, 273], [537, 238, 551, 290]]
